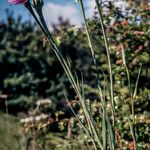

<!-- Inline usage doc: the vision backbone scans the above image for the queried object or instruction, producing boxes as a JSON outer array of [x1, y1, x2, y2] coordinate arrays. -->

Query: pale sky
[[0, 0, 127, 29], [0, 0, 96, 29]]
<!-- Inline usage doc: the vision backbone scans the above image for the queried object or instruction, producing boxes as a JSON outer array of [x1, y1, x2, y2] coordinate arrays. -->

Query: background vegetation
[[0, 0, 150, 149]]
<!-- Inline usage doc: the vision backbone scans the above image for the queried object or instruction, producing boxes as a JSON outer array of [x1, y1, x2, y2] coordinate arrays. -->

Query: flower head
[[8, 0, 27, 5]]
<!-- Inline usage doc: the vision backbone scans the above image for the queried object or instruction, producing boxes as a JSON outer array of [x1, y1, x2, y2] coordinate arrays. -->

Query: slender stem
[[121, 44, 138, 150], [65, 98, 98, 150], [38, 6, 104, 150], [94, 0, 115, 125], [133, 65, 142, 99], [25, 3, 103, 149], [79, 0, 102, 92], [79, 1, 107, 149], [34, 8, 56, 44], [121, 44, 132, 95], [24, 2, 48, 38], [132, 65, 142, 150]]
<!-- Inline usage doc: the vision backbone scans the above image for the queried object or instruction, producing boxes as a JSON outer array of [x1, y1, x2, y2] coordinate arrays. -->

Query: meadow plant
[[7, 0, 147, 149]]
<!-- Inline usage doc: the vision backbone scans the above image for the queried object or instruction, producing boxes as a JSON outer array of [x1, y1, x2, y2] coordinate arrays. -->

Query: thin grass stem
[[94, 0, 115, 125], [26, 3, 103, 149], [78, 0, 102, 94]]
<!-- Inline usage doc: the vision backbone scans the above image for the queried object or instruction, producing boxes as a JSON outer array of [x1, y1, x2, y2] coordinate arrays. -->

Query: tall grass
[[121, 44, 142, 150], [94, 0, 115, 126], [21, 0, 141, 149], [25, 1, 104, 149]]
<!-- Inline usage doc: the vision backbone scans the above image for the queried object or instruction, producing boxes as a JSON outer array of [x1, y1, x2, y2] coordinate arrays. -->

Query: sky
[[0, 0, 128, 29], [0, 0, 96, 29]]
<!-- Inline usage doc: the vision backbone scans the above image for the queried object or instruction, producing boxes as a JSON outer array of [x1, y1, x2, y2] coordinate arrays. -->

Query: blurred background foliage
[[0, 0, 150, 149]]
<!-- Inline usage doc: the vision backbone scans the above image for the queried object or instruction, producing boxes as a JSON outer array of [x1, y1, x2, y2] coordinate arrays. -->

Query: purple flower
[[8, 0, 27, 4]]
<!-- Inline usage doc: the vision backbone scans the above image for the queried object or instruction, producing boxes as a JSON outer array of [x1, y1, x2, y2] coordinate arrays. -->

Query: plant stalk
[[94, 0, 115, 125]]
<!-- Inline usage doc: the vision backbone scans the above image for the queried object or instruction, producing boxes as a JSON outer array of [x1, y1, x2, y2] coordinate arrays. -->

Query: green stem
[[39, 4, 103, 150], [34, 8, 56, 45], [24, 2, 48, 39], [25, 3, 103, 149], [94, 0, 115, 125], [79, 1, 107, 149], [79, 0, 102, 92], [121, 44, 139, 150]]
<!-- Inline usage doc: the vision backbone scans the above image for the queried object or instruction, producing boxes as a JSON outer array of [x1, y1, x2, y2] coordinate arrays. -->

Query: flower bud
[[32, 0, 44, 9]]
